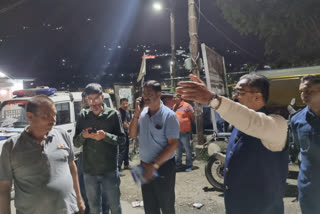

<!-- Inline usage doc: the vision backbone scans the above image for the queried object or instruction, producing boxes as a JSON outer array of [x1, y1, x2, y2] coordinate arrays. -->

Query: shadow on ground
[[176, 165, 200, 173], [288, 170, 299, 180], [203, 186, 224, 195], [285, 183, 299, 199]]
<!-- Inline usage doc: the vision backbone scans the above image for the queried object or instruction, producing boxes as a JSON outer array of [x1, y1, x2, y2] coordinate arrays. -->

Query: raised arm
[[216, 97, 288, 151], [129, 97, 144, 139]]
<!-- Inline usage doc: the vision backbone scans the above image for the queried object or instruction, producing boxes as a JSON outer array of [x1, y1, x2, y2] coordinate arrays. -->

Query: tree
[[216, 0, 320, 67]]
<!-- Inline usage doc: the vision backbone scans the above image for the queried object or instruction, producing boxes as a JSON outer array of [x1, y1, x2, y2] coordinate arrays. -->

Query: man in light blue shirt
[[129, 80, 179, 214]]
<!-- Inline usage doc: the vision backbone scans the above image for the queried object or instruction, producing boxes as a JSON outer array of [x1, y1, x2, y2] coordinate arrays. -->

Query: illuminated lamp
[[13, 88, 57, 97]]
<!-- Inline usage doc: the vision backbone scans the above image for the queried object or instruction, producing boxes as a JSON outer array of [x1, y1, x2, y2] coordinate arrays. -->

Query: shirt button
[[225, 185, 229, 190], [225, 168, 229, 172], [229, 151, 233, 155]]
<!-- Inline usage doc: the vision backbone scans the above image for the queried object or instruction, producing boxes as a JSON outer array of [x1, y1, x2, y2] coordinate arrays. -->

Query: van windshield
[[0, 100, 29, 128]]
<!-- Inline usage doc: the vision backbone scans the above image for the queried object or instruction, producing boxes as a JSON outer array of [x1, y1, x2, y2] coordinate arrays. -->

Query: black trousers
[[118, 134, 129, 169], [141, 158, 176, 214]]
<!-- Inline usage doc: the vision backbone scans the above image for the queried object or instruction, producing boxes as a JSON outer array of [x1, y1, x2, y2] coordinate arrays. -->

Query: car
[[0, 87, 113, 199]]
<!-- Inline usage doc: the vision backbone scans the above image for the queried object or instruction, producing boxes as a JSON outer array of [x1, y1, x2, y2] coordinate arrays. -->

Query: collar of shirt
[[147, 101, 163, 117], [173, 100, 184, 111], [147, 102, 164, 118], [23, 125, 55, 146], [257, 106, 267, 114], [87, 103, 109, 117], [306, 106, 320, 123]]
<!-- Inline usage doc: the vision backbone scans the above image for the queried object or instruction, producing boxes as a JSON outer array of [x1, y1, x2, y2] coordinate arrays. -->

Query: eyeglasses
[[86, 95, 102, 103], [232, 88, 258, 96]]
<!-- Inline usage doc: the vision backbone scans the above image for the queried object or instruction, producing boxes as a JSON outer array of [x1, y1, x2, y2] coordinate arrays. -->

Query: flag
[[137, 53, 146, 82]]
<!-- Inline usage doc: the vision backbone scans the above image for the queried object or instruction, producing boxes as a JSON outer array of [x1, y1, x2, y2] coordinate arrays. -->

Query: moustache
[[91, 104, 102, 111]]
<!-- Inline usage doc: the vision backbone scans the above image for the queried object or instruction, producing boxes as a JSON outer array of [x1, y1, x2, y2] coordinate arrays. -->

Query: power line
[[194, 2, 265, 63], [0, 0, 30, 15]]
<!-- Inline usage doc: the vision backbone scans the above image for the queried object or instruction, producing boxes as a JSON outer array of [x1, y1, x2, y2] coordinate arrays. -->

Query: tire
[[205, 154, 225, 191]]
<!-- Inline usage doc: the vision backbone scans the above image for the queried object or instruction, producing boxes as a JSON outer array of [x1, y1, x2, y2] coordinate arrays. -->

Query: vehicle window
[[56, 102, 70, 125], [0, 100, 28, 128], [103, 98, 111, 108], [73, 101, 82, 122]]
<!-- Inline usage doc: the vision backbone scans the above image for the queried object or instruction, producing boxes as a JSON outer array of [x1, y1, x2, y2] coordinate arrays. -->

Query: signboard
[[114, 84, 134, 109], [201, 43, 228, 132], [201, 44, 228, 96], [119, 88, 133, 104], [142, 55, 156, 59]]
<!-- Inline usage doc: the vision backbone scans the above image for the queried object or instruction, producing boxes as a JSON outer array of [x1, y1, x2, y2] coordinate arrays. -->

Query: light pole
[[153, 0, 176, 91], [188, 0, 204, 145]]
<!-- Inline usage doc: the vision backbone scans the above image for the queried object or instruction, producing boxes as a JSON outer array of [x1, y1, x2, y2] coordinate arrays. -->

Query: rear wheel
[[205, 155, 225, 191]]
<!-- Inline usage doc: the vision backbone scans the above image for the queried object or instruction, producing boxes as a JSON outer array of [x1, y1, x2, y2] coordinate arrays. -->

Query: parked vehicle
[[204, 132, 230, 191]]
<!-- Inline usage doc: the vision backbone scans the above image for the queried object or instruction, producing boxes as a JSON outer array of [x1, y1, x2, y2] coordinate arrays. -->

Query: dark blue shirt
[[290, 106, 320, 193]]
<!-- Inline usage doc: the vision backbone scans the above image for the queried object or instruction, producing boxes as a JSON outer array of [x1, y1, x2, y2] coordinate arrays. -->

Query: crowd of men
[[0, 73, 320, 214]]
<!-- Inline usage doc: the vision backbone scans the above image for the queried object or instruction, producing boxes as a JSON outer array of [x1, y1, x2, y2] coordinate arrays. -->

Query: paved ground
[[119, 157, 302, 214], [10, 200, 144, 214], [10, 160, 302, 214]]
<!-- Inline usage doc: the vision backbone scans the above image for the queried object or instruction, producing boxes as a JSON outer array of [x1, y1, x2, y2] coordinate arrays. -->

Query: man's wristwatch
[[208, 93, 221, 110], [152, 162, 160, 170]]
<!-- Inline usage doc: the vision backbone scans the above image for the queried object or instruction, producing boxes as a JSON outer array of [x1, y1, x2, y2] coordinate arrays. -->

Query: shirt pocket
[[51, 146, 70, 162], [149, 123, 164, 144]]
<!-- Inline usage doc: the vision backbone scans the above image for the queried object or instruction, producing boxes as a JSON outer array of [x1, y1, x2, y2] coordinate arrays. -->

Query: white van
[[0, 88, 113, 157]]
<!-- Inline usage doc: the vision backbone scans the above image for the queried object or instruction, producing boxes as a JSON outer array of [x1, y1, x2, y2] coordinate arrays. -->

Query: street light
[[152, 2, 163, 11], [152, 0, 176, 92]]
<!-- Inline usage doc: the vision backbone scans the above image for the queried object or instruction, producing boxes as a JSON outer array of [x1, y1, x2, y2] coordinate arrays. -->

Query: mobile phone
[[139, 98, 144, 108], [88, 127, 97, 134]]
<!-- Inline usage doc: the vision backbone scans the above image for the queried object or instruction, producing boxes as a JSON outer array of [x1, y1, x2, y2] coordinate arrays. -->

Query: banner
[[137, 54, 146, 82]]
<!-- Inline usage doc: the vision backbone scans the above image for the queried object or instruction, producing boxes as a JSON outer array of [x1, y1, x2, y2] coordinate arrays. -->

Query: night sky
[[0, 0, 264, 85]]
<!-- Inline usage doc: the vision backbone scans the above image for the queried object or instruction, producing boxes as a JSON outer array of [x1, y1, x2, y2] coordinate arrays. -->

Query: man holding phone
[[74, 83, 126, 214], [129, 80, 179, 214]]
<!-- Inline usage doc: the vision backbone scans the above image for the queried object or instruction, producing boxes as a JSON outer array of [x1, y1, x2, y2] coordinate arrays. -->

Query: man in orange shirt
[[173, 94, 195, 171]]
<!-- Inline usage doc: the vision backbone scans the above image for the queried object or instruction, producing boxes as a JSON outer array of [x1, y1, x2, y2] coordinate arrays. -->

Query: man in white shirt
[[176, 74, 288, 214]]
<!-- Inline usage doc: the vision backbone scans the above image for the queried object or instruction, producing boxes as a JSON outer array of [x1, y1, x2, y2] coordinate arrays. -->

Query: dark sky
[[0, 0, 264, 80]]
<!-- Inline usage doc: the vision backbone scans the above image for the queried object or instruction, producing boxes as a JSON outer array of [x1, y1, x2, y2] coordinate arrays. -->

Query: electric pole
[[170, 0, 176, 91], [188, 0, 204, 145]]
